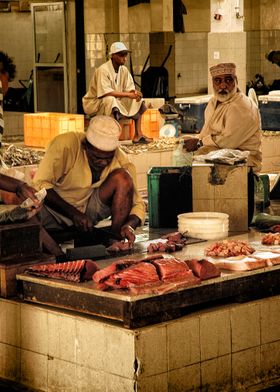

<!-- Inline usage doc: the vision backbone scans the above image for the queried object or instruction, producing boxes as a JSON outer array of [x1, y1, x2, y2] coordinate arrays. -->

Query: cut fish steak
[[106, 241, 132, 253], [92, 254, 164, 284], [152, 257, 191, 281], [205, 240, 255, 257], [26, 260, 99, 282], [92, 259, 138, 283], [261, 232, 280, 245], [92, 256, 205, 293], [147, 232, 187, 253], [104, 262, 160, 289], [185, 258, 221, 280]]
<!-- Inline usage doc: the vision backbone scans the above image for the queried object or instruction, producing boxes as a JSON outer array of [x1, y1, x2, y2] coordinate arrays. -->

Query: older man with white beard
[[184, 62, 262, 174]]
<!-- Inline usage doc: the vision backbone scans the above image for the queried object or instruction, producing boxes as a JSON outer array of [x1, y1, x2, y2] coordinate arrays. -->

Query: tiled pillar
[[150, 0, 173, 32], [208, 0, 246, 93]]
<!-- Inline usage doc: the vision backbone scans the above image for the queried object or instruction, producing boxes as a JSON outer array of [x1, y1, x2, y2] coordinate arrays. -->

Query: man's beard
[[214, 85, 237, 102]]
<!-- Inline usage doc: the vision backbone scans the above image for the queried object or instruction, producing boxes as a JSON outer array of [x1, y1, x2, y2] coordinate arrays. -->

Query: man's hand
[[16, 183, 41, 207], [128, 90, 142, 102], [72, 211, 94, 232], [120, 224, 136, 246], [25, 204, 42, 219], [184, 138, 200, 152]]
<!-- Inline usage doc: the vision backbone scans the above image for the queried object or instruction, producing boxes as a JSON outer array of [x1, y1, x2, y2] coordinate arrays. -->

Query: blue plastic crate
[[258, 95, 280, 131], [174, 95, 211, 133]]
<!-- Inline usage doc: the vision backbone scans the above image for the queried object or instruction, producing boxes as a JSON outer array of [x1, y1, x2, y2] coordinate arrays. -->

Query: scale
[[159, 113, 181, 137]]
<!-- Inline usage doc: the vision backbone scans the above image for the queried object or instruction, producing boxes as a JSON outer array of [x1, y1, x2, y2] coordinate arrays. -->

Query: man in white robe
[[83, 42, 152, 144], [184, 62, 262, 173], [184, 62, 262, 224]]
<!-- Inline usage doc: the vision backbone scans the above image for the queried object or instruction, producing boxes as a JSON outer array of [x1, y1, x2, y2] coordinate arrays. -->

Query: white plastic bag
[[193, 149, 249, 166]]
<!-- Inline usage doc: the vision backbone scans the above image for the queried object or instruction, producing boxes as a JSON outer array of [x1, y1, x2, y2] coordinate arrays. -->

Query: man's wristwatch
[[197, 139, 203, 148]]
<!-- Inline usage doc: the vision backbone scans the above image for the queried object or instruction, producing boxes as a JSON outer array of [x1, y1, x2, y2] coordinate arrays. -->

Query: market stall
[[0, 230, 279, 391]]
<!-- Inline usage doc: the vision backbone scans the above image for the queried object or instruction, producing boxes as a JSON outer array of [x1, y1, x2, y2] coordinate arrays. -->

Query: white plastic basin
[[178, 212, 229, 240]]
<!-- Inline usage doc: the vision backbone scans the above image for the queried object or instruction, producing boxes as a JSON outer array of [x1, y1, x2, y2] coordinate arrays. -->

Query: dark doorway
[[75, 0, 86, 114]]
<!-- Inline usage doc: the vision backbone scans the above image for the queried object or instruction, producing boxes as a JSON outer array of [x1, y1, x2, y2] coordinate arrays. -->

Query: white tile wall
[[0, 294, 280, 391], [231, 303, 261, 352], [0, 300, 21, 346], [168, 364, 201, 392], [232, 347, 261, 390], [48, 312, 77, 362], [21, 349, 48, 391], [76, 317, 106, 371], [47, 357, 76, 392], [260, 296, 280, 344], [136, 325, 167, 377], [0, 342, 21, 381], [200, 309, 231, 361], [167, 316, 200, 369], [175, 32, 208, 96], [201, 355, 232, 391], [104, 325, 135, 378], [20, 304, 48, 354]]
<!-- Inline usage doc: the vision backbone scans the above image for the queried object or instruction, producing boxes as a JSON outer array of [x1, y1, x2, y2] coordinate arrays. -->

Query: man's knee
[[109, 168, 133, 189], [102, 96, 116, 106]]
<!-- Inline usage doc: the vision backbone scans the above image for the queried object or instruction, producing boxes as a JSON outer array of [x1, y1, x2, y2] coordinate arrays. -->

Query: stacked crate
[[24, 112, 84, 148]]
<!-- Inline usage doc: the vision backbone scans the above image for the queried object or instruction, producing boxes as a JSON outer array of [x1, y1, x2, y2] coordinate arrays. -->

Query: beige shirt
[[33, 132, 146, 224], [82, 59, 143, 117], [197, 91, 262, 173]]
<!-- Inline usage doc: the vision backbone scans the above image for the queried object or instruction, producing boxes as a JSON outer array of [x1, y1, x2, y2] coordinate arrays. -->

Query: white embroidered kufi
[[210, 63, 236, 77], [86, 115, 121, 151]]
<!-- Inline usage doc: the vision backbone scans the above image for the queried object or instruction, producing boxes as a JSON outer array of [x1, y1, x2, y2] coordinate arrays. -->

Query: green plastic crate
[[147, 166, 192, 228]]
